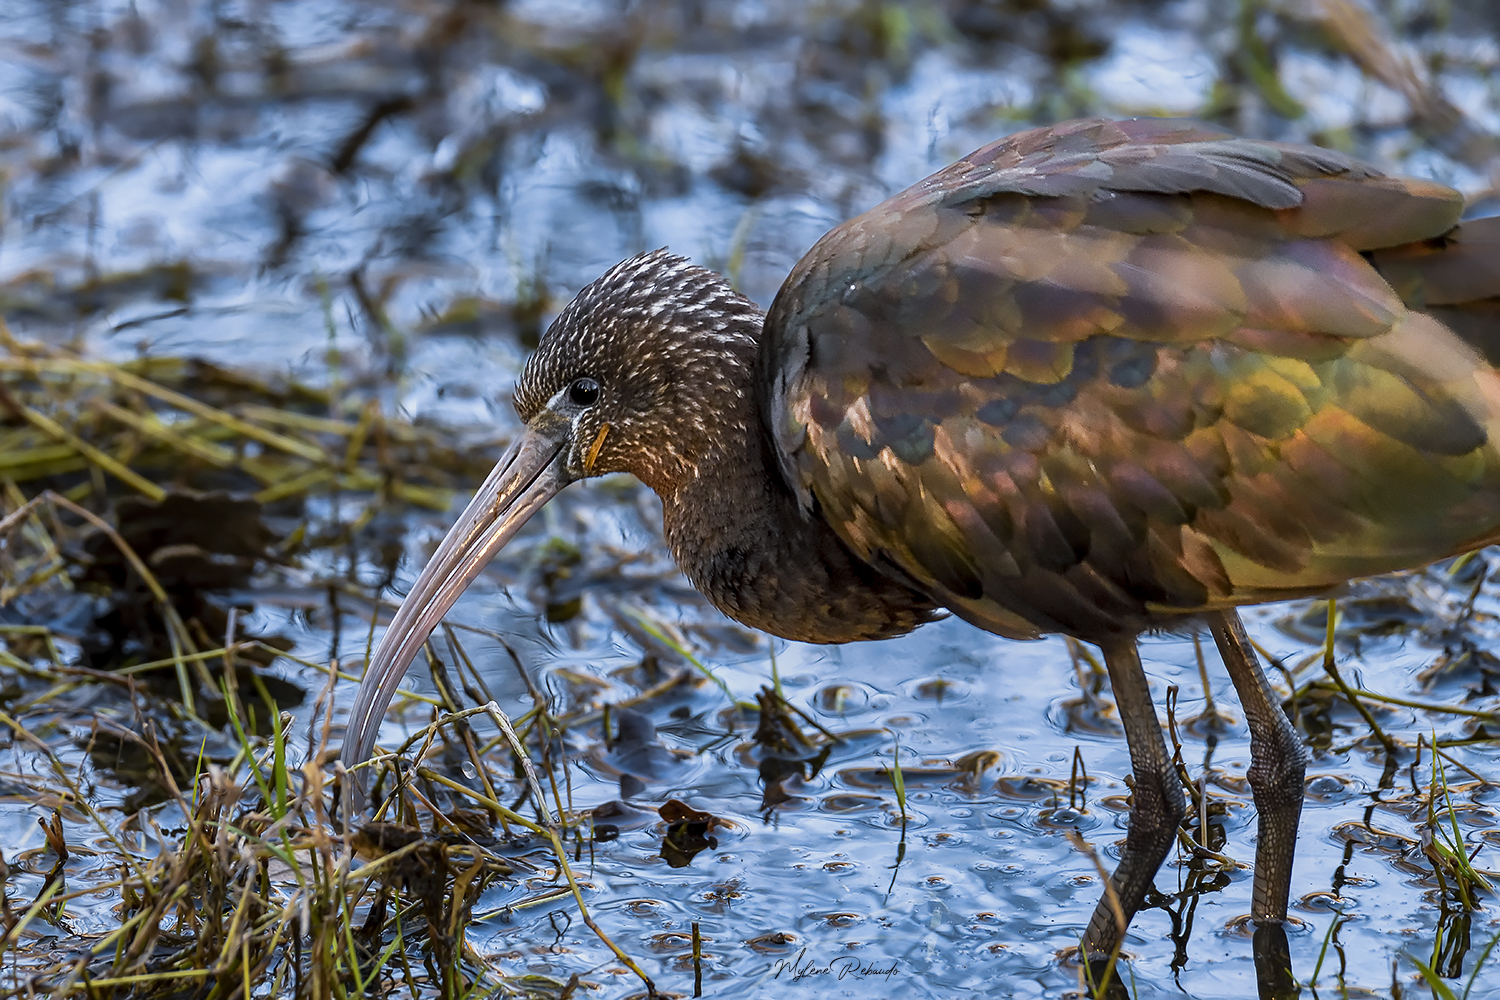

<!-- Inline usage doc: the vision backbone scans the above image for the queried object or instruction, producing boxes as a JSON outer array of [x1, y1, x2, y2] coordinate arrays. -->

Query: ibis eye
[[568, 378, 600, 407]]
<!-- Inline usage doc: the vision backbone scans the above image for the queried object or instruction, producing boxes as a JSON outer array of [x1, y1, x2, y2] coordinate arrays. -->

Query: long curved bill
[[340, 418, 573, 807]]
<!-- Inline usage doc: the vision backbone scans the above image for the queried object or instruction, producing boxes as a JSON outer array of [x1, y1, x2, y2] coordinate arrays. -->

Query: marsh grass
[[0, 658, 628, 1000], [0, 322, 491, 512], [1409, 926, 1500, 1000], [0, 602, 662, 998], [881, 736, 908, 899], [0, 328, 665, 998]]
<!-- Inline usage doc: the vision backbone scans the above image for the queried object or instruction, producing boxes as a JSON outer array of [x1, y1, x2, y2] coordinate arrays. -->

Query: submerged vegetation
[[3, 0, 1500, 997]]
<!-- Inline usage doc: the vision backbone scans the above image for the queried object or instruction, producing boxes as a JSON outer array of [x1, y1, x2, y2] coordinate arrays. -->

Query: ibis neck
[[655, 345, 938, 645]]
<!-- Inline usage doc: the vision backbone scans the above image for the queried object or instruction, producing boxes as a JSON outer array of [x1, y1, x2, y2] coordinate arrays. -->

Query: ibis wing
[[764, 119, 1500, 640], [1370, 215, 1500, 370]]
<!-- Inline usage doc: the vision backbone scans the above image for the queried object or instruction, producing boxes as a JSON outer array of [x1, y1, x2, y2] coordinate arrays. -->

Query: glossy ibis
[[341, 117, 1500, 963]]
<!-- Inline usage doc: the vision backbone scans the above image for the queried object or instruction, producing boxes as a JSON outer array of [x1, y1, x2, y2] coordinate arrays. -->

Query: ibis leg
[[1207, 609, 1307, 925], [1081, 639, 1186, 958]]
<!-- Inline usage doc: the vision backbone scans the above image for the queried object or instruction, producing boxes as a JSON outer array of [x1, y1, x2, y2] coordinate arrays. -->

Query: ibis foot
[[1080, 639, 1187, 960], [1208, 609, 1308, 924]]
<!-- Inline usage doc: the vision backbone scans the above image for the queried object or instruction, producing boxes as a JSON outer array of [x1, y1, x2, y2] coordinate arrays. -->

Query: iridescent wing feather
[[764, 117, 1500, 640]]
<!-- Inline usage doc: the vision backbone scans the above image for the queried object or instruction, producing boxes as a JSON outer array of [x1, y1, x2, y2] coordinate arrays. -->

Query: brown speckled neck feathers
[[524, 249, 938, 642], [660, 376, 940, 644]]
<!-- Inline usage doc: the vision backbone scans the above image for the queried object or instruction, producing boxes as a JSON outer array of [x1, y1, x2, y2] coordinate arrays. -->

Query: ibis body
[[343, 117, 1500, 967]]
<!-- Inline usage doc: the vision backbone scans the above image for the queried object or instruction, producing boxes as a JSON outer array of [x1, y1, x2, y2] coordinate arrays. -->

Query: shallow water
[[4, 0, 1500, 996]]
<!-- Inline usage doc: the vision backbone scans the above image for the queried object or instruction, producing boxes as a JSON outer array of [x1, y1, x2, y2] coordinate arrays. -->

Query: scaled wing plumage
[[765, 117, 1500, 640]]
